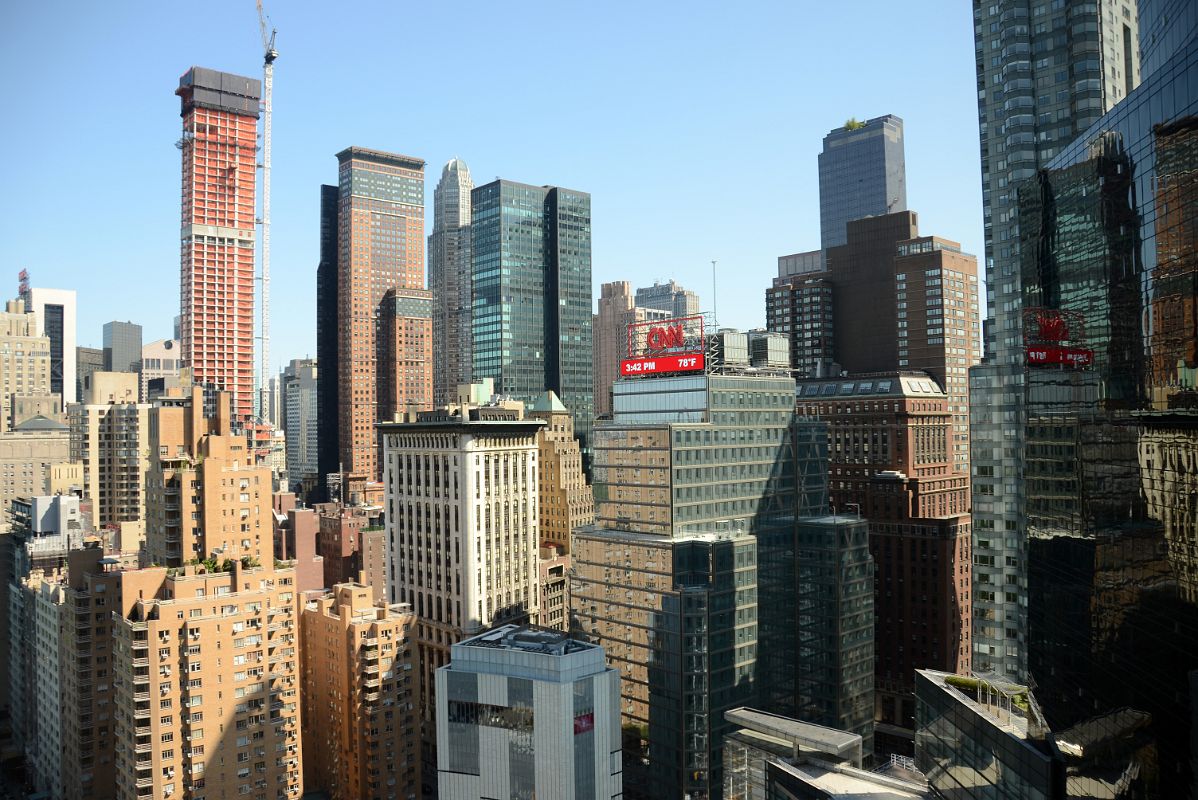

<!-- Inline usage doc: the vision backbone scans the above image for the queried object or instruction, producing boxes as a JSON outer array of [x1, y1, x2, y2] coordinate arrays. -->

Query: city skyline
[[0, 1, 983, 365]]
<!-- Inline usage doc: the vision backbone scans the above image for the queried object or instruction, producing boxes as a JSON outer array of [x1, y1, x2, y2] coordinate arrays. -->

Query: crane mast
[[255, 1, 277, 421]]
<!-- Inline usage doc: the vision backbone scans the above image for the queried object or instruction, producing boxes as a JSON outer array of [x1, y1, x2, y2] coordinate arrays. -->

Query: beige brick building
[[70, 371, 151, 529], [0, 298, 51, 432], [61, 546, 124, 800], [0, 415, 70, 528], [527, 390, 593, 555], [111, 560, 302, 800], [300, 582, 419, 800], [145, 388, 273, 567]]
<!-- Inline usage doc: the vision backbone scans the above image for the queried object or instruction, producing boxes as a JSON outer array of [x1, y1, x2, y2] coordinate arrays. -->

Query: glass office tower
[[574, 356, 867, 799], [818, 114, 907, 251], [968, 0, 1142, 681], [471, 180, 593, 449], [1015, 20, 1198, 795]]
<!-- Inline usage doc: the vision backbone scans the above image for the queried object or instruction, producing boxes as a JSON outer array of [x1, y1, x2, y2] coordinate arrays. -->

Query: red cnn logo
[[646, 323, 684, 351], [1036, 311, 1068, 342]]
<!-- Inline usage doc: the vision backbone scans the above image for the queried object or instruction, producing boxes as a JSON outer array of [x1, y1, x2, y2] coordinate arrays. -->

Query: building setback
[[573, 349, 846, 800], [796, 372, 972, 754], [144, 388, 273, 567], [0, 299, 51, 432], [300, 582, 420, 800], [110, 561, 303, 800], [825, 212, 981, 475], [435, 625, 621, 800], [429, 158, 474, 406], [332, 147, 427, 488], [471, 179, 593, 449], [176, 67, 259, 421], [634, 279, 700, 318]]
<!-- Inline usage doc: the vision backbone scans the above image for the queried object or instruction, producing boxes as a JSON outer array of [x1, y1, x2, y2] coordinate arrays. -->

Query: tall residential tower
[[176, 67, 260, 420], [969, 0, 1140, 680]]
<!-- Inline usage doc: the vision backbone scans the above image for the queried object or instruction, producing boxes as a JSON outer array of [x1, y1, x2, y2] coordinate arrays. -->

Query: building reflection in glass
[[1015, 39, 1198, 797]]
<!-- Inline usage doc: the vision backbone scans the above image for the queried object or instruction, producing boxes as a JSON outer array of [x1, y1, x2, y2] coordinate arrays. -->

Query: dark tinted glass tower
[[1017, 18, 1198, 795], [471, 180, 593, 449], [969, 0, 1142, 680], [818, 115, 907, 251], [315, 183, 339, 497]]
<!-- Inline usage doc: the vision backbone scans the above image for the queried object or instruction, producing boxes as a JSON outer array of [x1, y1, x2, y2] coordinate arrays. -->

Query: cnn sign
[[622, 315, 706, 377], [627, 315, 705, 358]]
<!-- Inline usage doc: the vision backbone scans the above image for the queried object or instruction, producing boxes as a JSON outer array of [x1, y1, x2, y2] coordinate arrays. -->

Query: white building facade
[[21, 286, 77, 406], [381, 407, 545, 770], [436, 625, 622, 800]]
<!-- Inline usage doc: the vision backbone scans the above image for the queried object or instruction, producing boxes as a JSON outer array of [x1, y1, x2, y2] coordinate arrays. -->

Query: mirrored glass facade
[[471, 180, 594, 450], [1016, 27, 1198, 796], [969, 0, 1142, 681]]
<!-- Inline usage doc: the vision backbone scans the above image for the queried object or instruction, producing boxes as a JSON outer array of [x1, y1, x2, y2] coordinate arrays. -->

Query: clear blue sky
[[0, 0, 982, 366]]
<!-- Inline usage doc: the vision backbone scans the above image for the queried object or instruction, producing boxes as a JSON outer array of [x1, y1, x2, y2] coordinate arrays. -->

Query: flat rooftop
[[460, 624, 597, 657], [726, 707, 860, 755], [781, 760, 930, 798]]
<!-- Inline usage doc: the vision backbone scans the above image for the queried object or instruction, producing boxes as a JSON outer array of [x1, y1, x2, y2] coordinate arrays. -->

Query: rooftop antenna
[[711, 260, 718, 325]]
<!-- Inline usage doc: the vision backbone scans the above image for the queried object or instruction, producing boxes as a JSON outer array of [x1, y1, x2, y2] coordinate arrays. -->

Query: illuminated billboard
[[622, 315, 706, 377]]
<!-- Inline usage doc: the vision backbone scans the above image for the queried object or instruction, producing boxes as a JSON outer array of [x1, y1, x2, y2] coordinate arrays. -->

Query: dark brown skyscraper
[[827, 211, 981, 473], [334, 148, 429, 488]]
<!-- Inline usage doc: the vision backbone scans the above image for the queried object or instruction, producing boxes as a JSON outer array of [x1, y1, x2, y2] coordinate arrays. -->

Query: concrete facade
[[140, 338, 182, 403], [21, 286, 77, 407], [381, 400, 545, 796], [436, 625, 621, 800]]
